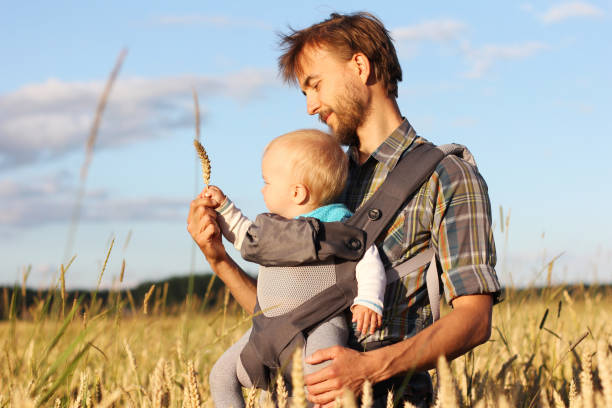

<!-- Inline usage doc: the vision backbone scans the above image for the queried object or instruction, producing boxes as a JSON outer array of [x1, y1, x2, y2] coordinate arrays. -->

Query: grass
[[0, 279, 611, 407]]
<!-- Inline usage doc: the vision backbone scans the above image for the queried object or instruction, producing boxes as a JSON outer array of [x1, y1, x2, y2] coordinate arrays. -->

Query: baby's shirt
[[216, 198, 386, 316]]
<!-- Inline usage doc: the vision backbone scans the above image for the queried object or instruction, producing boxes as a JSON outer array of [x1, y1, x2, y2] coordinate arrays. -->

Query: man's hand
[[304, 346, 374, 407], [186, 191, 257, 313], [304, 294, 494, 407], [187, 195, 226, 264], [351, 305, 382, 335]]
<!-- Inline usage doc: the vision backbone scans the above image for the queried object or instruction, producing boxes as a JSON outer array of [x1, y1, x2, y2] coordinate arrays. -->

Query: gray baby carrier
[[238, 142, 471, 388]]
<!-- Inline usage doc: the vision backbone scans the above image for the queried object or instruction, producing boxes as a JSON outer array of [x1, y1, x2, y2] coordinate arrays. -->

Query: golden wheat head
[[193, 139, 211, 186]]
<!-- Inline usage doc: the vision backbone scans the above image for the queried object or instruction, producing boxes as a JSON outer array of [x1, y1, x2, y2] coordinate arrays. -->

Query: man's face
[[297, 46, 369, 145]]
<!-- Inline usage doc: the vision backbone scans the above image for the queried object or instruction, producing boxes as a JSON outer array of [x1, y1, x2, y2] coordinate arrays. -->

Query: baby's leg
[[303, 315, 349, 377], [209, 328, 251, 408]]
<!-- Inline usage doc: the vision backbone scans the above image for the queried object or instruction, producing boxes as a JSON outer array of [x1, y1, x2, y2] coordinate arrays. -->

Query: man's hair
[[264, 129, 348, 205], [278, 12, 402, 98]]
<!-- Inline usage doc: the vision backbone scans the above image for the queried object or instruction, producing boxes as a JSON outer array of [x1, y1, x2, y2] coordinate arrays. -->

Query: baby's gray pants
[[209, 315, 348, 408]]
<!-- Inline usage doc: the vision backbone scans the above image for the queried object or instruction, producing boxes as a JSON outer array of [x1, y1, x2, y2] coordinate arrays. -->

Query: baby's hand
[[200, 185, 226, 209], [351, 305, 382, 335]]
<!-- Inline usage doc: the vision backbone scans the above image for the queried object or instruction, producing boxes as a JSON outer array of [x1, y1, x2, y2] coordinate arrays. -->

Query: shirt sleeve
[[216, 198, 253, 251], [351, 245, 386, 315], [429, 155, 502, 304]]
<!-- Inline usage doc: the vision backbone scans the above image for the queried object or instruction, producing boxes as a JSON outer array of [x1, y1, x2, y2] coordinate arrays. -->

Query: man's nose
[[306, 94, 320, 115]]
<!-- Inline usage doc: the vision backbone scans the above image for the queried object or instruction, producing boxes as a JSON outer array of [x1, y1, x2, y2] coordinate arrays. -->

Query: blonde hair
[[264, 129, 348, 205]]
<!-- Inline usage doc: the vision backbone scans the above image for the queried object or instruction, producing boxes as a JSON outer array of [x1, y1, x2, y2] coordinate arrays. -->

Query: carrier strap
[[386, 248, 440, 322], [345, 143, 444, 250], [347, 142, 444, 322]]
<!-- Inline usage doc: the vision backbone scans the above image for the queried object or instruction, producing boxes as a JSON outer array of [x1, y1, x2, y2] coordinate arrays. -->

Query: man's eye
[[314, 82, 321, 91]]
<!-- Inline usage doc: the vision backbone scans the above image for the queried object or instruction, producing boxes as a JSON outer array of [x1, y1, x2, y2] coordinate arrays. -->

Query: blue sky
[[1, 1, 610, 288]]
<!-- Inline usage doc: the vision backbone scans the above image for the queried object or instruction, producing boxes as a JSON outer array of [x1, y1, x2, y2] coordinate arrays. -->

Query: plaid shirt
[[340, 119, 501, 344]]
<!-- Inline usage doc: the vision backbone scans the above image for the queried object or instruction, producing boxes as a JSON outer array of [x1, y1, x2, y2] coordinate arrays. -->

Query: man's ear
[[291, 183, 310, 205], [352, 53, 371, 85]]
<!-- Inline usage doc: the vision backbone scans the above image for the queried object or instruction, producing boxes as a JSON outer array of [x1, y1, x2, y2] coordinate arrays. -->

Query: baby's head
[[261, 129, 348, 218]]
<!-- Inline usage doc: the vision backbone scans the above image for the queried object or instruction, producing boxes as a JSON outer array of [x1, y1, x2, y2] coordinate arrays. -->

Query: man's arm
[[304, 294, 493, 406], [187, 194, 257, 314]]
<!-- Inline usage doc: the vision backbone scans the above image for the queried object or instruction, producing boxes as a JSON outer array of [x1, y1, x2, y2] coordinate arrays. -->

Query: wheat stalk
[[437, 355, 458, 407], [342, 388, 358, 408], [569, 379, 579, 408], [193, 140, 211, 186], [64, 49, 127, 263], [552, 388, 566, 408], [153, 358, 170, 408], [361, 380, 373, 408], [386, 390, 394, 408], [93, 375, 103, 404], [60, 264, 66, 316], [143, 285, 156, 315], [580, 349, 594, 408], [597, 339, 612, 408], [97, 390, 122, 408], [119, 259, 126, 283], [290, 348, 306, 408], [276, 374, 289, 408], [124, 340, 138, 379], [191, 88, 211, 187], [186, 360, 202, 408], [246, 387, 257, 408], [540, 389, 552, 408]]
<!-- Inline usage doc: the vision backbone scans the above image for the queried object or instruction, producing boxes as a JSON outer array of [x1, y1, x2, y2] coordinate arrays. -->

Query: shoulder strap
[[345, 143, 444, 249], [386, 249, 440, 321], [346, 142, 473, 322]]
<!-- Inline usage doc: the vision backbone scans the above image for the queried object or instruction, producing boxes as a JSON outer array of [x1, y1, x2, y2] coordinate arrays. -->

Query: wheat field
[[1, 279, 611, 408]]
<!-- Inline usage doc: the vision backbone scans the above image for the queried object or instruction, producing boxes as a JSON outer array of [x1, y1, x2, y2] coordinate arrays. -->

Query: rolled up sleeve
[[430, 156, 502, 304]]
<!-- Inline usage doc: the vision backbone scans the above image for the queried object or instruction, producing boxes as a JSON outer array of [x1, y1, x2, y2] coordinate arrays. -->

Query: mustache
[[318, 109, 332, 125]]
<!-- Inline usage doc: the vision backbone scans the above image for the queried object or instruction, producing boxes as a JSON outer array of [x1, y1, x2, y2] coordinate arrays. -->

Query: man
[[187, 12, 501, 407]]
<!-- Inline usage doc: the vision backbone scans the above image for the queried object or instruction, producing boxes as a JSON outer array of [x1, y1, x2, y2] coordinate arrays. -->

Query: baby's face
[[261, 145, 299, 218]]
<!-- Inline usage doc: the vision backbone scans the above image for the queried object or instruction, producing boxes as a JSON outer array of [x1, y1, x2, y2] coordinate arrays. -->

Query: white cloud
[[461, 41, 548, 78], [0, 70, 277, 170], [0, 173, 187, 229], [392, 19, 545, 79], [392, 18, 467, 42], [540, 2, 604, 23], [152, 14, 272, 30]]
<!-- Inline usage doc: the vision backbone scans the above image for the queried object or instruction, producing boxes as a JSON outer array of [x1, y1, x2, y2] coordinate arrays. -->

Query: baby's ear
[[291, 183, 310, 205]]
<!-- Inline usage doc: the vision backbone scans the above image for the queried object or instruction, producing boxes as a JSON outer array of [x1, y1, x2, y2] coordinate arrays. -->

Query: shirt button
[[368, 208, 382, 221]]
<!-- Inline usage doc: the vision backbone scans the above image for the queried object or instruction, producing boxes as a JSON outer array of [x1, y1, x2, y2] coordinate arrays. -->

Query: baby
[[205, 129, 386, 408]]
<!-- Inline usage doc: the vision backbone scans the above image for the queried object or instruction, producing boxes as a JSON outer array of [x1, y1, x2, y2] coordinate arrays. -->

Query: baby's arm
[[202, 186, 253, 250], [351, 245, 386, 335]]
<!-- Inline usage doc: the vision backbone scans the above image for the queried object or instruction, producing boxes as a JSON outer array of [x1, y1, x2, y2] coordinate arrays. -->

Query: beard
[[319, 81, 369, 146]]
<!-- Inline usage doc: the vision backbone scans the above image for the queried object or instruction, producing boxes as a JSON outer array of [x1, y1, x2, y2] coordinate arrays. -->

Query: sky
[[1, 1, 610, 289]]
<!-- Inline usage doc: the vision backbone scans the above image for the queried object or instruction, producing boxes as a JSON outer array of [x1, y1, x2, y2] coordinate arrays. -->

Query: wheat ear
[[580, 349, 594, 408], [342, 388, 358, 408], [143, 284, 155, 315], [437, 355, 458, 407], [186, 360, 202, 408], [193, 140, 211, 186], [276, 374, 289, 408], [290, 348, 306, 408], [597, 339, 612, 408], [361, 380, 373, 408]]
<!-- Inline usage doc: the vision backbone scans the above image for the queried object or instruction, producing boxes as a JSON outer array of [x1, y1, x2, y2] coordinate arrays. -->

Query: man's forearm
[[366, 294, 493, 383], [206, 252, 257, 314]]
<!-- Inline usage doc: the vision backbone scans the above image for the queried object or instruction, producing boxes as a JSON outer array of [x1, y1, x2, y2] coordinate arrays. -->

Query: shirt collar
[[347, 118, 418, 172]]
